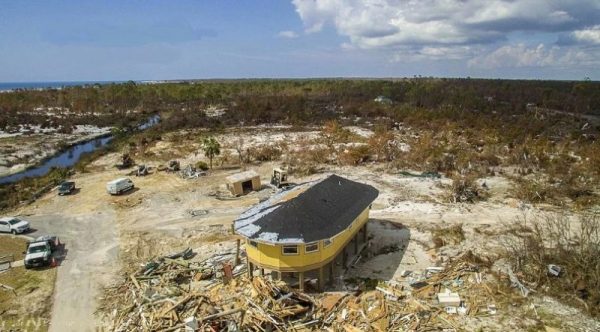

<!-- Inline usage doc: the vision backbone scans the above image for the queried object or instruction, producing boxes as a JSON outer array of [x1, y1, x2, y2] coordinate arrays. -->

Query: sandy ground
[[5, 126, 599, 331]]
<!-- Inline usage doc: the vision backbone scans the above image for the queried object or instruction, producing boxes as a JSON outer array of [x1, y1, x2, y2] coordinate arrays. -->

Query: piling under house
[[233, 174, 379, 291]]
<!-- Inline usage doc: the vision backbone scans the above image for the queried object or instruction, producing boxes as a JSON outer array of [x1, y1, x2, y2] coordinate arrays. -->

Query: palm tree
[[201, 136, 221, 169]]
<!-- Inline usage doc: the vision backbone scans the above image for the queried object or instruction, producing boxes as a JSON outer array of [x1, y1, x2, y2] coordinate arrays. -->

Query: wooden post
[[223, 263, 233, 284], [247, 260, 253, 279], [259, 268, 264, 276], [318, 267, 325, 291], [299, 272, 305, 292], [363, 223, 368, 242], [277, 271, 282, 280], [235, 239, 241, 265]]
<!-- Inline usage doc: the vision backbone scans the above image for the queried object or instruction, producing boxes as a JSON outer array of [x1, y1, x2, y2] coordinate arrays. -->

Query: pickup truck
[[24, 236, 60, 269], [58, 181, 76, 195], [0, 217, 30, 235]]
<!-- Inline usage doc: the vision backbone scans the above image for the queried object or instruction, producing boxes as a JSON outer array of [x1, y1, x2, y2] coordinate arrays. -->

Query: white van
[[106, 178, 134, 195]]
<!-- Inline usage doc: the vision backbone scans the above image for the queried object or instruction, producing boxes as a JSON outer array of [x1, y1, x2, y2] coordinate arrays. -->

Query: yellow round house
[[234, 174, 378, 291]]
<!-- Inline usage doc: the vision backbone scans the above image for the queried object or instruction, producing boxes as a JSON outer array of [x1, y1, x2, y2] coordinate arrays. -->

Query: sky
[[0, 0, 599, 82]]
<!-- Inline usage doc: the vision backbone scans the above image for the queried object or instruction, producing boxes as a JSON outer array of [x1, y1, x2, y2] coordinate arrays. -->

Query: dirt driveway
[[18, 172, 121, 332], [26, 212, 118, 332]]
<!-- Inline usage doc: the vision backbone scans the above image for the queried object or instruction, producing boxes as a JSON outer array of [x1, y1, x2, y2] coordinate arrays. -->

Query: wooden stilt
[[318, 267, 325, 291], [299, 272, 305, 292], [247, 261, 253, 279], [329, 262, 334, 284], [235, 239, 241, 265]]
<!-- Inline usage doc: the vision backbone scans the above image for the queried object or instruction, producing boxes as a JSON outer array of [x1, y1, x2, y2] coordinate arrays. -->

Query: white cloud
[[292, 0, 598, 48], [468, 43, 600, 69], [291, 0, 600, 62], [278, 30, 299, 39], [468, 44, 555, 68], [391, 45, 478, 62], [571, 25, 600, 45]]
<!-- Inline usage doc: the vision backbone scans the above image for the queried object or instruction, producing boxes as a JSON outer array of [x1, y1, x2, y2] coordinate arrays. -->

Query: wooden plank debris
[[99, 248, 514, 331]]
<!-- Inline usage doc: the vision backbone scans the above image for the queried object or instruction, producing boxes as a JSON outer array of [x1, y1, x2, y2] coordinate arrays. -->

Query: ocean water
[[0, 81, 127, 91]]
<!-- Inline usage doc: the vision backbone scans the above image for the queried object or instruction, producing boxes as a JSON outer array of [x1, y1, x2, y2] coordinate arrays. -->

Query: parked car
[[24, 236, 60, 269], [0, 217, 30, 235], [106, 178, 134, 195], [58, 181, 76, 195]]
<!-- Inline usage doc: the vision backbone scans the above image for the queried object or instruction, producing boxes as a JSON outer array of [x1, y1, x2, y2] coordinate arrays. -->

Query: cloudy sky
[[0, 0, 599, 82]]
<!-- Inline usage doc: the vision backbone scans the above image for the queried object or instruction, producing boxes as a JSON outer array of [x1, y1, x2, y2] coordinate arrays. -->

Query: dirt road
[[28, 212, 117, 332], [19, 171, 121, 332]]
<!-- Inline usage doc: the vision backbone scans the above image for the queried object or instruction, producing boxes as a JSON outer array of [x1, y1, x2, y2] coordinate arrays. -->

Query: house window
[[249, 240, 258, 248], [305, 242, 319, 253], [282, 245, 298, 255], [323, 238, 333, 247]]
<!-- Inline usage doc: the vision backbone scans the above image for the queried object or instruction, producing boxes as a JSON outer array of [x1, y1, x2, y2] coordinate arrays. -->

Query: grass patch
[[0, 266, 56, 332], [0, 235, 28, 261]]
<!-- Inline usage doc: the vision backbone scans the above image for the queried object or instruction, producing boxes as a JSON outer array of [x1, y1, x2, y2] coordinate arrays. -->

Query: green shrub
[[196, 161, 209, 171]]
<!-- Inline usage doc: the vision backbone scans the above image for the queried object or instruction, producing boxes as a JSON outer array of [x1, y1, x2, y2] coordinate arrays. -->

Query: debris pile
[[101, 248, 525, 331], [315, 253, 505, 331], [167, 160, 180, 172], [100, 248, 319, 331], [180, 164, 206, 179]]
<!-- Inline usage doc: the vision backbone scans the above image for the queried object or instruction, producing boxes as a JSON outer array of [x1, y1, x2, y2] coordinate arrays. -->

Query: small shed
[[226, 170, 261, 196]]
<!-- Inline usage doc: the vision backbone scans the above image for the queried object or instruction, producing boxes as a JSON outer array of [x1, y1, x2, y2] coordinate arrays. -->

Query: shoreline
[[0, 131, 114, 181]]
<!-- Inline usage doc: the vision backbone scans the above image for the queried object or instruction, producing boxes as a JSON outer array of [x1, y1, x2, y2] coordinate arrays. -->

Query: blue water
[[0, 81, 127, 91], [0, 136, 113, 185], [0, 115, 160, 185]]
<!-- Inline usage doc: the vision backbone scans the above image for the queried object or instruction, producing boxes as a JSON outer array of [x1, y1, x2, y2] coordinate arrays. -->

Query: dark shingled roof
[[236, 174, 378, 243]]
